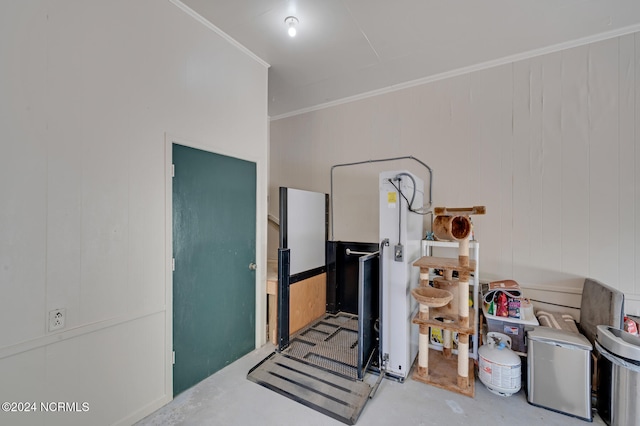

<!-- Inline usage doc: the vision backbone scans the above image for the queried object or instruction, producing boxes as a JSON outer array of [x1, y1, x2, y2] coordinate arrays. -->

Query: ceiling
[[181, 0, 640, 119]]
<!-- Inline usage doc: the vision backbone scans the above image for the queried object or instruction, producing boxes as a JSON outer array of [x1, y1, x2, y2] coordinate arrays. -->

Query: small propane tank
[[478, 332, 521, 396]]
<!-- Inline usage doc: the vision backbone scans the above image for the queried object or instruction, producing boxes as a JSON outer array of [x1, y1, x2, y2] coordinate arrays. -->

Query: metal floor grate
[[247, 351, 372, 425], [283, 312, 360, 379]]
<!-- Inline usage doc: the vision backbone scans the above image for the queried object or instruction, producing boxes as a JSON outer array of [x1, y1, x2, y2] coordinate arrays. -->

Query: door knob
[[249, 262, 257, 271]]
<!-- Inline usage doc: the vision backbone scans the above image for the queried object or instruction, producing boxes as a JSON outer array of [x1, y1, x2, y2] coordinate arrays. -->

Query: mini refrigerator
[[527, 327, 593, 421]]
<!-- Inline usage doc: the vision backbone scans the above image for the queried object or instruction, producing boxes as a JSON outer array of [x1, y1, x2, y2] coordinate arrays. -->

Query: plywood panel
[[290, 273, 327, 335], [45, 5, 84, 334], [443, 75, 473, 206], [527, 57, 545, 285], [497, 65, 514, 281], [46, 135, 82, 329], [0, 348, 47, 419], [540, 53, 563, 284], [0, 2, 48, 347], [44, 314, 165, 425], [127, 134, 166, 314], [267, 260, 278, 344], [560, 45, 590, 278], [80, 136, 130, 323], [469, 65, 512, 280], [618, 34, 636, 295], [512, 59, 534, 283], [636, 33, 640, 297], [588, 39, 620, 282]]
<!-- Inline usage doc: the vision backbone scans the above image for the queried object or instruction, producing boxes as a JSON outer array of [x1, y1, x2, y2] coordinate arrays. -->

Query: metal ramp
[[247, 351, 372, 425], [247, 313, 375, 424]]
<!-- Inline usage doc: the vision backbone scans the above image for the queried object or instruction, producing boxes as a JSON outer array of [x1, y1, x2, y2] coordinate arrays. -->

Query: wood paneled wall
[[0, 1, 268, 424], [270, 33, 640, 315]]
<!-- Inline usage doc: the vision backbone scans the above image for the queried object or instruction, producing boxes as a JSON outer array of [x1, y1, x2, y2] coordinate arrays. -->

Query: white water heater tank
[[478, 332, 522, 396]]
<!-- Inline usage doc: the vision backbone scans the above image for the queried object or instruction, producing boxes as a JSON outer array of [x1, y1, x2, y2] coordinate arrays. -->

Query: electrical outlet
[[394, 244, 403, 262], [49, 309, 66, 331]]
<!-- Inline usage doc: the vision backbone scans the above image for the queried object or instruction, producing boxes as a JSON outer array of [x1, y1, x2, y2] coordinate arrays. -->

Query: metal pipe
[[345, 248, 379, 256], [330, 155, 433, 240]]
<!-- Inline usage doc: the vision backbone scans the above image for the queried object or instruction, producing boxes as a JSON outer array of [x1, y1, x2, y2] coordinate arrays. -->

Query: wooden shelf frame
[[420, 240, 480, 360], [413, 256, 476, 273], [412, 307, 476, 334]]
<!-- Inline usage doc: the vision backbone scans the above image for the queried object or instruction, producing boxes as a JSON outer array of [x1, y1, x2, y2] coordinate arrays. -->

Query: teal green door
[[172, 143, 256, 396]]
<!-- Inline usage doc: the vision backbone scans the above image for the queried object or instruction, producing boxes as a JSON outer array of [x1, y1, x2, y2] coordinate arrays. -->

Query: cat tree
[[411, 206, 485, 397]]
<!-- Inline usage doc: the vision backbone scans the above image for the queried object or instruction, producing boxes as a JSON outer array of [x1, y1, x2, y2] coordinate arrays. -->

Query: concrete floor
[[136, 344, 605, 426]]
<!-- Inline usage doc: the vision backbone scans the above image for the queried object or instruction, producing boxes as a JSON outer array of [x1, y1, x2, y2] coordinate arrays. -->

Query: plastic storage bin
[[482, 304, 538, 354], [527, 327, 592, 421]]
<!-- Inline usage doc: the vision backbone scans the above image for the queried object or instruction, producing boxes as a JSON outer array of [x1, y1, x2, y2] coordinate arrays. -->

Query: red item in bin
[[496, 292, 508, 317]]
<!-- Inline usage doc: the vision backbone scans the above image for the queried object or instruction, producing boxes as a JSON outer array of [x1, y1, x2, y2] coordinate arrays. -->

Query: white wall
[[270, 33, 640, 315], [0, 1, 268, 425]]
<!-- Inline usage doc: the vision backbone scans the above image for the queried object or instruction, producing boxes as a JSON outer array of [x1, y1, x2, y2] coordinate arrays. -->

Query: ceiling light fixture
[[285, 16, 298, 37]]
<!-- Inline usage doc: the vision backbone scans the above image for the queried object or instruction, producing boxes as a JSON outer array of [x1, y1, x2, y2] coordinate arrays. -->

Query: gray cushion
[[578, 278, 625, 344]]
